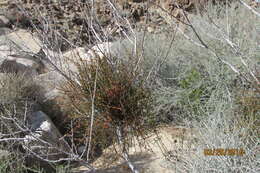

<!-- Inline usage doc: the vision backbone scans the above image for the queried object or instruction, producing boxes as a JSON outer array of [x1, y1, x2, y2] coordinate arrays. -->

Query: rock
[[62, 47, 88, 73], [37, 49, 61, 71], [0, 35, 46, 76], [63, 47, 89, 61], [0, 15, 10, 27], [91, 126, 198, 173], [0, 54, 45, 76], [41, 44, 113, 76], [63, 43, 113, 66], [0, 29, 42, 54], [0, 58, 37, 76], [39, 48, 85, 75], [39, 88, 72, 137], [34, 71, 66, 91], [0, 44, 15, 65], [24, 111, 70, 161], [33, 71, 71, 135], [0, 27, 11, 36], [0, 29, 45, 76], [86, 42, 113, 59]]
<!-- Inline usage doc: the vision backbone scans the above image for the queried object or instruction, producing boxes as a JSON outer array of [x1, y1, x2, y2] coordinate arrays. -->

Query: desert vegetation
[[0, 0, 259, 173]]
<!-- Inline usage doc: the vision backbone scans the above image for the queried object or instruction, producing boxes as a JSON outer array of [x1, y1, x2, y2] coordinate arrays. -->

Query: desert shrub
[[61, 54, 157, 160], [0, 145, 48, 173], [157, 1, 259, 172], [0, 151, 27, 173], [54, 163, 72, 173], [102, 30, 239, 123], [236, 72, 260, 133], [137, 0, 260, 123], [0, 73, 50, 172], [165, 88, 259, 172], [0, 151, 72, 173], [0, 73, 41, 135], [0, 73, 40, 103]]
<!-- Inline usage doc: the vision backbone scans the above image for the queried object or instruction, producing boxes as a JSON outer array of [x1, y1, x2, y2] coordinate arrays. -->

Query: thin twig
[[239, 0, 260, 17], [86, 63, 98, 161], [116, 125, 139, 173]]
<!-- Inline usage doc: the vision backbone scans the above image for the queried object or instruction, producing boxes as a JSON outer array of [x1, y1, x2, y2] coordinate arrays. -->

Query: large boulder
[[33, 71, 71, 135], [34, 71, 66, 91], [0, 29, 42, 54], [0, 30, 46, 76], [41, 42, 113, 75], [38, 48, 82, 75], [61, 47, 88, 74]]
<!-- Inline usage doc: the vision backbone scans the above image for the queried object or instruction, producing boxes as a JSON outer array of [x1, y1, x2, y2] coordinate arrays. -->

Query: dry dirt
[[72, 126, 199, 173]]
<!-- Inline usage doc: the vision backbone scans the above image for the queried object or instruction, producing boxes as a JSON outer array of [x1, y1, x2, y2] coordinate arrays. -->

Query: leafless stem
[[239, 0, 260, 17], [116, 125, 139, 173], [86, 63, 98, 161]]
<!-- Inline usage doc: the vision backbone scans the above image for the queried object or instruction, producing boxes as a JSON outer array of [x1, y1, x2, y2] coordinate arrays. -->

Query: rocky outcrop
[[0, 29, 42, 54], [0, 30, 46, 76], [40, 42, 114, 76]]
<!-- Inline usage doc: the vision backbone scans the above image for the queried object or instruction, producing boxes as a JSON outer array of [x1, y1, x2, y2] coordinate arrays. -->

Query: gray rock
[[86, 42, 113, 60], [40, 42, 117, 76], [59, 42, 113, 74], [0, 44, 15, 65], [41, 47, 88, 75], [0, 29, 42, 54], [0, 27, 11, 36], [39, 48, 75, 75], [34, 71, 66, 91], [0, 15, 10, 28], [0, 57, 37, 76], [24, 111, 70, 161], [0, 54, 45, 77], [0, 31, 46, 76]]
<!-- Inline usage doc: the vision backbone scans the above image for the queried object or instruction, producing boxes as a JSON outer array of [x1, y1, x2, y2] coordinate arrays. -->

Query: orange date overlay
[[204, 148, 245, 156]]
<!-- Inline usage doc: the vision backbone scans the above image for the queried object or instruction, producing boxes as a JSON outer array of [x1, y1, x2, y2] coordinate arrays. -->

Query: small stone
[[0, 15, 10, 27], [147, 26, 155, 33]]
